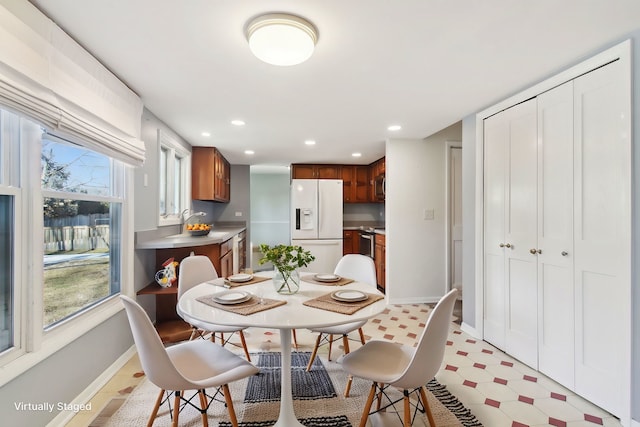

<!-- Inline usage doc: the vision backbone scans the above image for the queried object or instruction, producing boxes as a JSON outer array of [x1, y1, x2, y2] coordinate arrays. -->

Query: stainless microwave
[[374, 174, 385, 200]]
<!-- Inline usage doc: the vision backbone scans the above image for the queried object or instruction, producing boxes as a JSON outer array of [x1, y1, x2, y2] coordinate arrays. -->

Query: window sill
[[0, 296, 124, 387]]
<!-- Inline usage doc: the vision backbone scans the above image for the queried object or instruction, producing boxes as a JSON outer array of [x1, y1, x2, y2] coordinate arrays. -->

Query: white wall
[[461, 115, 477, 331], [386, 122, 462, 304]]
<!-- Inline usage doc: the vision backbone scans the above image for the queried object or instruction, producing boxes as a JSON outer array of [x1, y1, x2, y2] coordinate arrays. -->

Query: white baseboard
[[460, 321, 481, 339], [46, 345, 137, 427]]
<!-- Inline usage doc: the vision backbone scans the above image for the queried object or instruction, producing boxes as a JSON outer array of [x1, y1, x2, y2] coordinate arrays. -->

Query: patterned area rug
[[104, 352, 482, 427]]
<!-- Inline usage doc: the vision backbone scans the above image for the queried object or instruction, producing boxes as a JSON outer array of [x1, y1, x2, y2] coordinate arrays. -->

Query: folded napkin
[[300, 275, 354, 286], [196, 294, 286, 315], [303, 292, 383, 315]]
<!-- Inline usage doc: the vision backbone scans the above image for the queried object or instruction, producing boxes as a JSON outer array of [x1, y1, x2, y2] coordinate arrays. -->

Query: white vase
[[273, 268, 300, 295]]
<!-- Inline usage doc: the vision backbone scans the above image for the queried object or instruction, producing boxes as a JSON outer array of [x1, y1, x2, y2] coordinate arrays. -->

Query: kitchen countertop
[[343, 223, 385, 234], [135, 226, 245, 249]]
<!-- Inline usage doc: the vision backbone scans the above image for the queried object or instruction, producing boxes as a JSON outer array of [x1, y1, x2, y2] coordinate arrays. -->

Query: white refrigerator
[[291, 179, 343, 273]]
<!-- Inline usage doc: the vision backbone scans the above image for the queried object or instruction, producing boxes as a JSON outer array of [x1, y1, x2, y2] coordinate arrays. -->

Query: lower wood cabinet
[[374, 234, 385, 292], [343, 230, 359, 255]]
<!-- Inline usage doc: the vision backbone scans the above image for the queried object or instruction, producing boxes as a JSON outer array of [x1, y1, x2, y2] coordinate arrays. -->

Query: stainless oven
[[358, 230, 375, 259]]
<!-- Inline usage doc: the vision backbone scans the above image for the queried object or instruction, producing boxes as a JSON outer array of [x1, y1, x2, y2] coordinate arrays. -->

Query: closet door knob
[[499, 243, 504, 248], [530, 248, 537, 255], [505, 243, 511, 248], [561, 251, 568, 256]]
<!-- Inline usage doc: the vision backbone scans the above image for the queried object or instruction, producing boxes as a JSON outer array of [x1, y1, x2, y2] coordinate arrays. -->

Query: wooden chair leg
[[403, 392, 411, 427], [147, 388, 165, 427], [292, 329, 298, 349], [222, 384, 239, 427], [376, 383, 385, 411], [358, 383, 377, 427], [328, 334, 334, 360], [199, 390, 209, 427], [358, 327, 366, 345], [189, 327, 198, 341], [172, 391, 181, 427], [342, 334, 351, 355], [344, 375, 353, 397], [419, 386, 436, 427], [307, 334, 322, 371], [238, 331, 251, 361]]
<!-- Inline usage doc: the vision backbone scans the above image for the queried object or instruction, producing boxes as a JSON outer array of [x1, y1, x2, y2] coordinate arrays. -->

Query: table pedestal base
[[273, 328, 305, 427]]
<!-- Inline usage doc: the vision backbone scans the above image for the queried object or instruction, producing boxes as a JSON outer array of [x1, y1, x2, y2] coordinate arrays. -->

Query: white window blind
[[0, 1, 145, 166]]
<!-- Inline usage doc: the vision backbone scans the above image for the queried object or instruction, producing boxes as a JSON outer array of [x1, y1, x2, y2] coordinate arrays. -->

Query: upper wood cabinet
[[370, 157, 385, 177], [291, 164, 341, 179], [342, 165, 370, 203], [192, 147, 230, 202], [291, 158, 385, 203]]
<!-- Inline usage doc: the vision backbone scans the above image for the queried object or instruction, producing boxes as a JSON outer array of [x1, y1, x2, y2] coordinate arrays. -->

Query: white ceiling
[[29, 0, 640, 166]]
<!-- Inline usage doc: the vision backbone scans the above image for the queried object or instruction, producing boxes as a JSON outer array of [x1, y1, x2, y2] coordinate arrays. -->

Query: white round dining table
[[177, 272, 386, 427]]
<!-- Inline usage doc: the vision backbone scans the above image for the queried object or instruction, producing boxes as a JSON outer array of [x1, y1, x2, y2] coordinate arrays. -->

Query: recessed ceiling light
[[244, 150, 255, 155], [387, 125, 402, 131], [352, 152, 362, 157], [231, 120, 246, 126], [304, 140, 316, 145], [246, 13, 318, 66], [201, 132, 211, 137]]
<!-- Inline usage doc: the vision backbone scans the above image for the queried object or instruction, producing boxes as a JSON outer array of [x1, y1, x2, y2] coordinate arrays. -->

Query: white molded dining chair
[[306, 254, 377, 395], [120, 295, 259, 427], [341, 289, 458, 427], [178, 255, 251, 361]]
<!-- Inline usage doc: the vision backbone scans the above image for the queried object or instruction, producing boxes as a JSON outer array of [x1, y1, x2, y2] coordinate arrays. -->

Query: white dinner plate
[[227, 273, 254, 283], [212, 290, 252, 305], [331, 290, 368, 302], [314, 273, 341, 282]]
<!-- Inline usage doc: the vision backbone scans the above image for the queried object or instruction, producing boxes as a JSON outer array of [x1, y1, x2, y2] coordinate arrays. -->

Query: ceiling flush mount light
[[244, 150, 255, 155], [387, 125, 402, 131], [352, 152, 362, 158], [201, 132, 211, 137], [304, 140, 316, 146], [231, 120, 245, 126], [246, 13, 318, 66]]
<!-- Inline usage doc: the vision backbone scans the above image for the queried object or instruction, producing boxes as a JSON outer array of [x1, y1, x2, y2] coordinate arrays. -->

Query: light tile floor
[[68, 301, 622, 427]]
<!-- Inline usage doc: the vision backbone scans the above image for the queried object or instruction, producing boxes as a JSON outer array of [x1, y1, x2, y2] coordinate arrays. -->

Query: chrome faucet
[[181, 209, 206, 233]]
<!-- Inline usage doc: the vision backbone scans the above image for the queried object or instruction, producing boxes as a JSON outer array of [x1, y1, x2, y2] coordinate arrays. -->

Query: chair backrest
[[177, 255, 218, 299], [120, 295, 192, 390], [334, 254, 377, 287], [391, 289, 458, 390]]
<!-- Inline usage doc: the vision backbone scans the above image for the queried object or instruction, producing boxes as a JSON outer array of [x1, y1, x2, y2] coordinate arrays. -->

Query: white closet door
[[483, 98, 538, 364], [573, 59, 630, 417], [503, 99, 538, 368], [483, 112, 507, 349], [537, 82, 575, 389]]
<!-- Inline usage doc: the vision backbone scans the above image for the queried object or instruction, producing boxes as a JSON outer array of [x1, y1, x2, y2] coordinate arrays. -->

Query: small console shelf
[[136, 282, 192, 343]]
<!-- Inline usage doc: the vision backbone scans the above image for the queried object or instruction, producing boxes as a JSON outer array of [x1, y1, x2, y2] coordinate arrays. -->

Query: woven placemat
[[224, 275, 271, 287], [196, 294, 286, 315], [303, 292, 384, 315], [300, 275, 354, 286]]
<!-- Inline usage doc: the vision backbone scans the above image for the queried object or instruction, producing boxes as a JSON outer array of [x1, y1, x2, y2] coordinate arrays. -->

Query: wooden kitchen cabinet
[[374, 234, 385, 292], [343, 230, 359, 255], [192, 147, 231, 202], [342, 165, 370, 203], [291, 164, 341, 179], [369, 157, 385, 202], [136, 283, 191, 343], [219, 237, 234, 278]]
